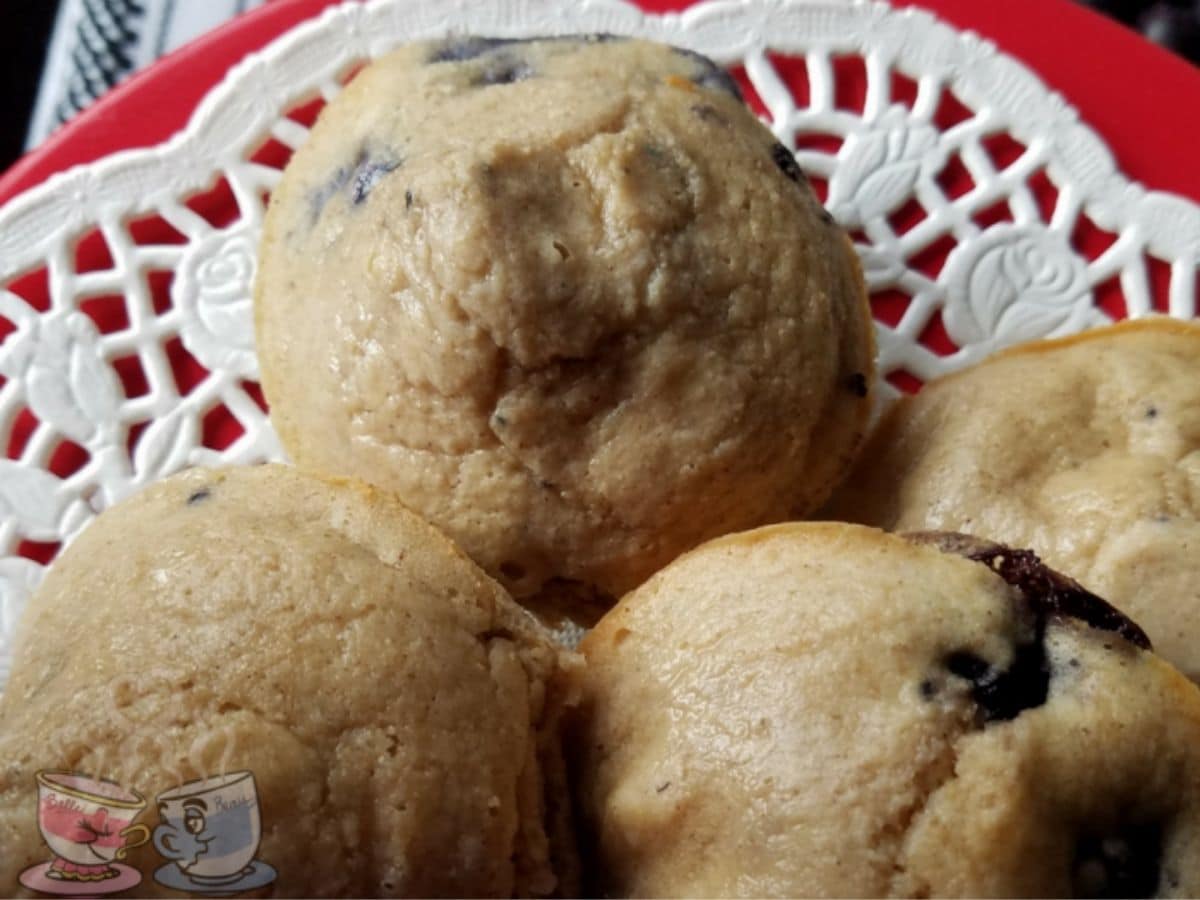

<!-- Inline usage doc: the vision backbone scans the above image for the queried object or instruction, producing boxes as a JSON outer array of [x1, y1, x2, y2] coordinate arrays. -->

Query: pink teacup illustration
[[17, 768, 148, 897], [31, 770, 150, 882]]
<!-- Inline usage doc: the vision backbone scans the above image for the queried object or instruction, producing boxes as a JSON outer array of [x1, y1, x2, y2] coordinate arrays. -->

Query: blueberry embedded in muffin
[[570, 522, 1200, 897]]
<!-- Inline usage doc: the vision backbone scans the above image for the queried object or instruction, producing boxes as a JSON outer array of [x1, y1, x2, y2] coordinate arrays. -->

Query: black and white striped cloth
[[26, 0, 268, 151]]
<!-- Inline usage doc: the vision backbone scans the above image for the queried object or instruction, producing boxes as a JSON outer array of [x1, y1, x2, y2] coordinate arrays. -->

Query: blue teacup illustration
[[152, 771, 276, 893]]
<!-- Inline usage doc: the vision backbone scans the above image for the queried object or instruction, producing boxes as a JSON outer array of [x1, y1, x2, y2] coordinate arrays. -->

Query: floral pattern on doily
[[132, 411, 202, 485], [827, 107, 944, 227], [941, 224, 1093, 349], [174, 225, 261, 380], [0, 313, 123, 445], [0, 461, 78, 542]]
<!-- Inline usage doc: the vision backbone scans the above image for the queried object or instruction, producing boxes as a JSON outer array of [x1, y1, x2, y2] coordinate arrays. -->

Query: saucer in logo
[[19, 862, 141, 896], [151, 860, 277, 896]]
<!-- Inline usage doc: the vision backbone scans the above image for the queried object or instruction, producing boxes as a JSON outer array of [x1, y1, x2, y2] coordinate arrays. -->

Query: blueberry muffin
[[0, 465, 578, 897], [255, 35, 874, 604], [826, 319, 1200, 681], [571, 522, 1200, 897]]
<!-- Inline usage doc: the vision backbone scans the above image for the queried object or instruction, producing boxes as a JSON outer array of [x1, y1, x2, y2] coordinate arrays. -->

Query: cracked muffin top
[[254, 35, 874, 603], [0, 464, 577, 897], [825, 319, 1200, 682], [570, 521, 1200, 897]]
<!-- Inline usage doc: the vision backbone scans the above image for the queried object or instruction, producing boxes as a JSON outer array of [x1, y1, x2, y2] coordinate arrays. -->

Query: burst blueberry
[[770, 142, 806, 185], [428, 36, 519, 63], [670, 46, 744, 100], [351, 156, 402, 205], [476, 54, 536, 86]]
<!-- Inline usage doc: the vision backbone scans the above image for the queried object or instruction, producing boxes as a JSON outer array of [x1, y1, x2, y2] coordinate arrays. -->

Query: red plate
[[2, 0, 1199, 207]]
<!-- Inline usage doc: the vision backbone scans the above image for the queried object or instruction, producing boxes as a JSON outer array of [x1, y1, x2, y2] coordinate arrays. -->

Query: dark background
[[0, 0, 1197, 173], [1, 0, 60, 172]]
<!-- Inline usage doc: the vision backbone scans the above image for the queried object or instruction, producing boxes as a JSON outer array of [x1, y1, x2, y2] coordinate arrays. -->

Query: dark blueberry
[[944, 639, 1050, 724], [965, 542, 1151, 650], [186, 488, 211, 506], [670, 46, 744, 100], [476, 54, 536, 86], [428, 36, 518, 63], [770, 142, 806, 186], [308, 147, 402, 215], [918, 679, 938, 699], [351, 157, 402, 205], [428, 33, 624, 66], [1072, 823, 1162, 898], [694, 68, 744, 100], [906, 533, 1151, 650], [945, 651, 992, 683], [910, 533, 1154, 723], [846, 372, 868, 398], [1146, 405, 1159, 419], [309, 164, 352, 219]]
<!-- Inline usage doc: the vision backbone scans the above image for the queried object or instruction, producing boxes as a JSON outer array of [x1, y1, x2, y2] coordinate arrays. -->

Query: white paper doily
[[1, 0, 1198, 690]]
